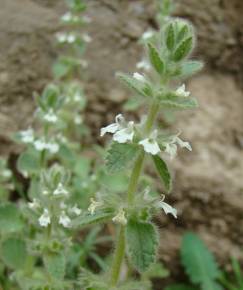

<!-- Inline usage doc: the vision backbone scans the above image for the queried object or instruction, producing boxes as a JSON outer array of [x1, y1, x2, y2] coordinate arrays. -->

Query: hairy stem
[[109, 100, 159, 286]]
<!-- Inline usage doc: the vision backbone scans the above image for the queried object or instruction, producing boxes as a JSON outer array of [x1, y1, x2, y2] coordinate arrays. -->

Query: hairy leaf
[[106, 143, 139, 173], [118, 73, 152, 98], [0, 203, 24, 234], [159, 93, 198, 110], [173, 37, 193, 62], [72, 212, 113, 228], [126, 219, 158, 272], [17, 149, 41, 174], [180, 61, 204, 79], [152, 155, 172, 192], [148, 43, 164, 74], [44, 252, 66, 280], [181, 233, 221, 289], [166, 23, 175, 51], [1, 238, 27, 269]]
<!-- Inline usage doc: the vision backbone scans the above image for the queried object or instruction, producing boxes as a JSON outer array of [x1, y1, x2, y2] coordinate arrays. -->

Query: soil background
[[1, 0, 243, 287]]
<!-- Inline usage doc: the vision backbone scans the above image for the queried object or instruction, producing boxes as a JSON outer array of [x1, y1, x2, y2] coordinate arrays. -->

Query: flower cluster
[[28, 182, 81, 229]]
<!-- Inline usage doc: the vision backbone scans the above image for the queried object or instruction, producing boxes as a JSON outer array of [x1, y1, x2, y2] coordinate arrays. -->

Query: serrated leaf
[[181, 233, 221, 289], [148, 43, 164, 74], [173, 37, 193, 62], [118, 73, 152, 98], [159, 93, 198, 110], [1, 238, 27, 270], [72, 212, 113, 228], [17, 149, 41, 174], [180, 61, 204, 79], [152, 155, 172, 192], [0, 203, 24, 234], [166, 23, 175, 51], [106, 143, 139, 173], [44, 252, 66, 280], [126, 219, 158, 272]]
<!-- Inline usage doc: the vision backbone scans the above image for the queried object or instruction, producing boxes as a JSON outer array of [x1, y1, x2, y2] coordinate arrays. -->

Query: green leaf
[[1, 238, 27, 269], [44, 252, 66, 280], [17, 149, 41, 174], [148, 43, 164, 74], [123, 97, 144, 111], [173, 37, 193, 62], [152, 155, 172, 192], [118, 73, 152, 98], [126, 219, 158, 272], [159, 93, 198, 110], [106, 143, 139, 173], [177, 24, 189, 43], [0, 203, 24, 234], [181, 233, 221, 289], [165, 284, 196, 290], [166, 23, 175, 51], [72, 212, 113, 228], [180, 61, 204, 78], [143, 262, 169, 279]]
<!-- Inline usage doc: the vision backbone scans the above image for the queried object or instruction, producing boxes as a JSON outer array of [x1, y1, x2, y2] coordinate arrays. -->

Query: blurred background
[[0, 0, 243, 284]]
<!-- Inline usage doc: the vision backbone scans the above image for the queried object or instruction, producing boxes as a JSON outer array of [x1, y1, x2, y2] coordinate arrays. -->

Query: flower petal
[[100, 123, 119, 137], [113, 128, 134, 143], [139, 138, 161, 155], [158, 201, 177, 218]]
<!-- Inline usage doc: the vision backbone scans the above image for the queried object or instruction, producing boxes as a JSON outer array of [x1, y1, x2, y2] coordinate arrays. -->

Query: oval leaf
[[152, 155, 172, 192], [173, 37, 193, 62], [148, 43, 164, 75], [126, 219, 158, 272]]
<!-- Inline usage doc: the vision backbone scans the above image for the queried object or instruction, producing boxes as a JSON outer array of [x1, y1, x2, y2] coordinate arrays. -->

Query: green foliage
[[0, 203, 24, 234], [117, 73, 152, 98], [72, 212, 114, 228], [44, 252, 66, 280], [148, 43, 165, 75], [165, 285, 196, 290], [166, 23, 175, 51], [173, 37, 193, 62], [126, 219, 158, 273], [159, 93, 198, 109], [17, 149, 41, 175], [179, 61, 204, 79], [152, 155, 172, 192], [1, 238, 27, 270], [106, 143, 139, 173], [181, 233, 222, 290]]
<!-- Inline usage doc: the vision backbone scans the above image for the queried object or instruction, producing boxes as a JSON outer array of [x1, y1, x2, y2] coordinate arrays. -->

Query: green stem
[[109, 100, 159, 286], [110, 226, 126, 287]]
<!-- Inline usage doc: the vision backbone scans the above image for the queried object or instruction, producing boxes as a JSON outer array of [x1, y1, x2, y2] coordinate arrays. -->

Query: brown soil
[[1, 0, 243, 287]]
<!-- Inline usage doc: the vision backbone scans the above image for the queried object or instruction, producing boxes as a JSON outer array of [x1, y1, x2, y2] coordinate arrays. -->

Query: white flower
[[61, 12, 72, 22], [174, 136, 192, 151], [113, 121, 135, 143], [165, 143, 178, 159], [59, 211, 71, 228], [164, 135, 192, 159], [139, 130, 161, 155], [100, 114, 135, 143], [20, 128, 34, 143], [176, 84, 190, 97], [28, 198, 40, 210], [34, 139, 46, 151], [67, 34, 76, 43], [46, 142, 59, 154], [43, 109, 58, 123], [38, 209, 51, 227], [53, 183, 69, 196], [56, 32, 67, 43], [133, 72, 146, 82], [88, 198, 103, 215], [136, 59, 151, 71], [74, 115, 82, 125], [82, 33, 92, 43], [142, 30, 154, 40], [74, 93, 82, 102], [42, 189, 49, 195], [100, 114, 124, 137], [157, 195, 177, 218], [70, 204, 82, 216], [112, 208, 127, 225]]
